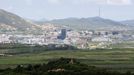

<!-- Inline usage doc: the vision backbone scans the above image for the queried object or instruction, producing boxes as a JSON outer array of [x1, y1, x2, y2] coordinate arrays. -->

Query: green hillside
[[45, 17, 129, 30], [0, 9, 38, 31]]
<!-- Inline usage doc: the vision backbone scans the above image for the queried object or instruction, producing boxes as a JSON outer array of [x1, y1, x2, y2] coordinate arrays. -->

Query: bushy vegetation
[[0, 58, 133, 75]]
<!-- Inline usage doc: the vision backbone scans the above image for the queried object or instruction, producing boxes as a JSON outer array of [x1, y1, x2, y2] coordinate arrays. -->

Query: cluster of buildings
[[0, 28, 134, 49]]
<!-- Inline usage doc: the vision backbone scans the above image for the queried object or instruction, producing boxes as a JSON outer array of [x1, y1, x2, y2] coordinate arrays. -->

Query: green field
[[1, 48, 134, 72], [111, 41, 134, 48]]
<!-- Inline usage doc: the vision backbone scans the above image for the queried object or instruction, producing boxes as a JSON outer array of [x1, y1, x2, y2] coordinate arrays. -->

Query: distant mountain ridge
[[121, 20, 134, 27], [45, 17, 129, 31], [0, 9, 132, 32]]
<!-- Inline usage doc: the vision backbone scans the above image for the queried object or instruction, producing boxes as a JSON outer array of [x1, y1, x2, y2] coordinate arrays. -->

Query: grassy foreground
[[1, 58, 133, 75], [0, 48, 134, 72]]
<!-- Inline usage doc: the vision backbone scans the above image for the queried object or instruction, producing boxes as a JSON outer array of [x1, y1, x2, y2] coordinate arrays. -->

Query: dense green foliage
[[0, 58, 133, 75]]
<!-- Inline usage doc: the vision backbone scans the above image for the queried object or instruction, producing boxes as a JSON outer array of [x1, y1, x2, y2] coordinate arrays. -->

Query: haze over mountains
[[121, 20, 134, 27], [45, 17, 131, 30], [0, 9, 133, 32]]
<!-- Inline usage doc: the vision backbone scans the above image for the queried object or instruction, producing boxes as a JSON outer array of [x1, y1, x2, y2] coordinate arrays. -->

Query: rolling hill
[[121, 20, 134, 27], [45, 17, 129, 31], [0, 9, 132, 32]]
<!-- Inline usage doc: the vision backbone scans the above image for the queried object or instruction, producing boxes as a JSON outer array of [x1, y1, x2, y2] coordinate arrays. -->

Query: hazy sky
[[0, 0, 134, 21]]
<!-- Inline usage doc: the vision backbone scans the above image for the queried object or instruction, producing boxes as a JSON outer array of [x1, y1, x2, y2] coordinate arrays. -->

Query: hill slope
[[0, 9, 38, 31], [121, 20, 134, 27], [45, 17, 129, 31]]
